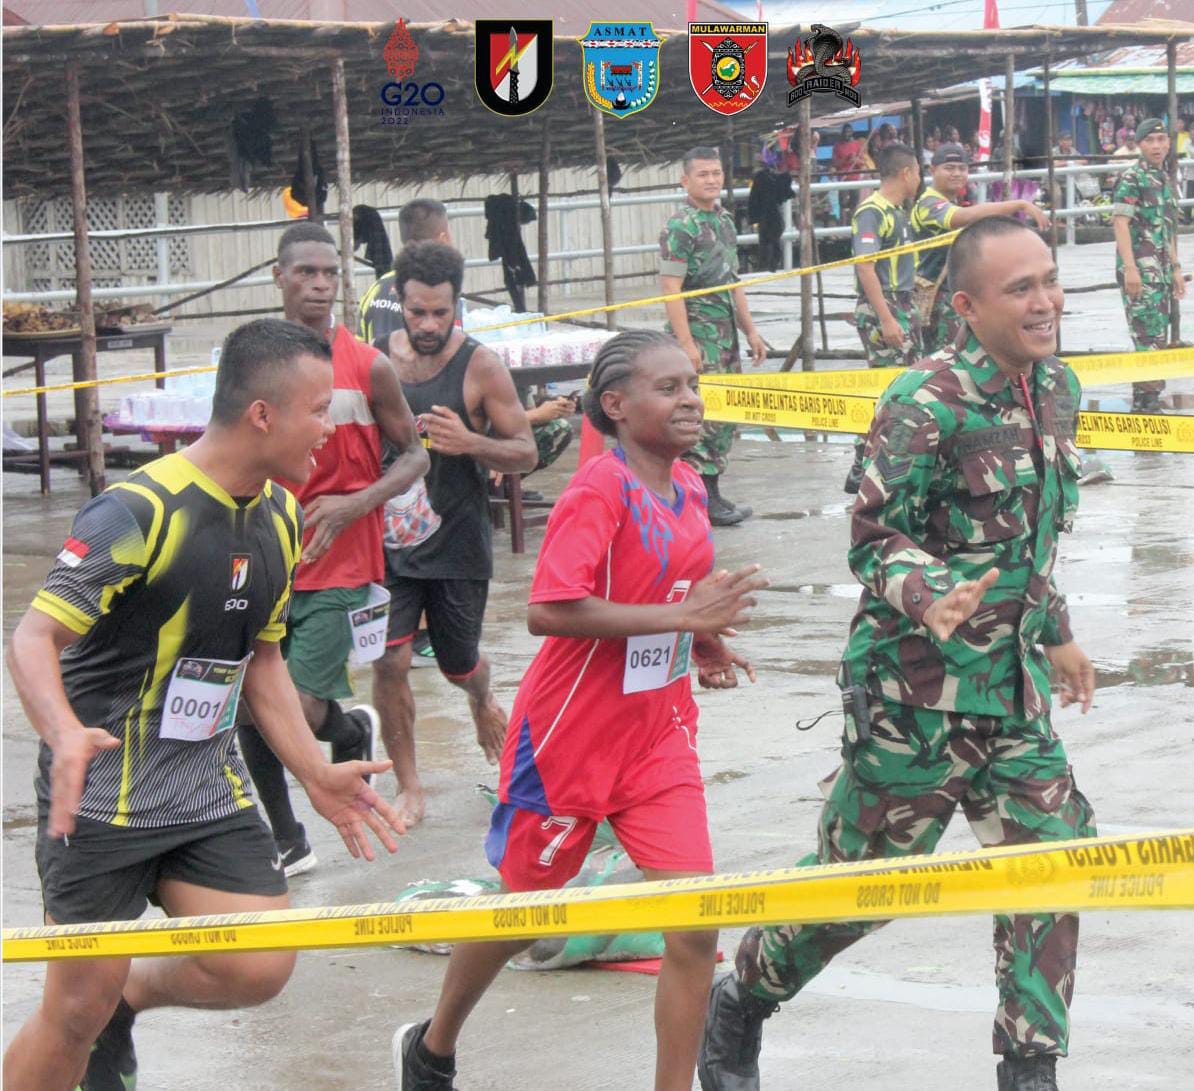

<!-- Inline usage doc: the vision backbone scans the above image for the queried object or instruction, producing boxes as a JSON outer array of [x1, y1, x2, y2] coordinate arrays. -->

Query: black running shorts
[[35, 805, 287, 925], [384, 562, 488, 679]]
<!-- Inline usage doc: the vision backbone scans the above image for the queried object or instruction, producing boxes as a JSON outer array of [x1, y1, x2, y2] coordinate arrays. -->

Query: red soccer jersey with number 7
[[497, 448, 715, 820]]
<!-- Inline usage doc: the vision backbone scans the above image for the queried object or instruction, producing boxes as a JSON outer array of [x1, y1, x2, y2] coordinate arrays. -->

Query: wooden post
[[65, 61, 104, 495], [331, 57, 356, 330], [1168, 40, 1181, 344], [300, 127, 317, 220], [722, 121, 735, 215], [911, 96, 924, 171], [1003, 55, 1015, 197], [1043, 57, 1058, 265], [799, 98, 815, 371], [592, 109, 616, 330], [537, 121, 550, 315]]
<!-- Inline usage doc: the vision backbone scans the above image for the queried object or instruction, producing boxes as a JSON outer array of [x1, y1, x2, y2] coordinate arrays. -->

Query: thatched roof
[[3, 15, 1191, 200]]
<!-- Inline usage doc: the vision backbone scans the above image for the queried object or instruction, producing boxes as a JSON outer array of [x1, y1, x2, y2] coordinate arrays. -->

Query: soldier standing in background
[[699, 218, 1097, 1091], [844, 142, 923, 494], [1112, 117, 1186, 413], [660, 146, 767, 527], [912, 143, 1050, 355]]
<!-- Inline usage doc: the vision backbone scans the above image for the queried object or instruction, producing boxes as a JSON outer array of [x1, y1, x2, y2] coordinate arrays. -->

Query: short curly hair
[[394, 241, 464, 299]]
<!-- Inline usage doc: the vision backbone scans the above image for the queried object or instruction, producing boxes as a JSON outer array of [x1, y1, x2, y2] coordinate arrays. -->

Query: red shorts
[[484, 781, 713, 892]]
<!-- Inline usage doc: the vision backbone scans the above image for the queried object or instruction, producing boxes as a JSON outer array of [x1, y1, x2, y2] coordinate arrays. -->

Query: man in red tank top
[[237, 222, 428, 876]]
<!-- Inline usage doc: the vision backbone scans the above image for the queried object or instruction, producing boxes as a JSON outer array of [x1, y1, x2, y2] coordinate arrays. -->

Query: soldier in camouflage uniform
[[1112, 117, 1186, 413], [699, 219, 1097, 1091], [661, 146, 767, 526], [844, 143, 924, 494], [913, 144, 1050, 354]]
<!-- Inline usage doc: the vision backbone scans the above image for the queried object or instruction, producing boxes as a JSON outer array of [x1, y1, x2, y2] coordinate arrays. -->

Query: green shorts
[[282, 585, 370, 700]]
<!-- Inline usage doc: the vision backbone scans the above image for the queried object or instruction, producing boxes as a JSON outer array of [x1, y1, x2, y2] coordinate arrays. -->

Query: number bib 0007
[[160, 655, 251, 742], [622, 579, 694, 695]]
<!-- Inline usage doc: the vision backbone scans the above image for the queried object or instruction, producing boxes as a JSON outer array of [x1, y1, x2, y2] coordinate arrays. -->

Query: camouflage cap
[[932, 142, 969, 166], [1135, 117, 1166, 142]]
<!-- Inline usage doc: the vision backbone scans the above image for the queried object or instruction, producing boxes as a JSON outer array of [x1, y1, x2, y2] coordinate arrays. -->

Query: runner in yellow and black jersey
[[33, 453, 302, 828], [4, 319, 405, 1091], [912, 143, 1050, 354]]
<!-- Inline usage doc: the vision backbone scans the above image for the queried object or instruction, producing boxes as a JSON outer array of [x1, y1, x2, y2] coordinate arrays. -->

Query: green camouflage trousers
[[922, 290, 963, 356], [529, 417, 573, 476], [1118, 269, 1172, 398], [673, 310, 740, 477], [735, 696, 1096, 1057], [855, 293, 923, 369]]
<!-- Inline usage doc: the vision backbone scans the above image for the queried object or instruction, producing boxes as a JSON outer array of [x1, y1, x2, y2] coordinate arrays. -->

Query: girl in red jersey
[[393, 329, 767, 1090]]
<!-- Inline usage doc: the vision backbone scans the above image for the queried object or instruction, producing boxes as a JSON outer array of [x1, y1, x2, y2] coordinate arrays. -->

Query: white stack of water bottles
[[114, 348, 219, 431]]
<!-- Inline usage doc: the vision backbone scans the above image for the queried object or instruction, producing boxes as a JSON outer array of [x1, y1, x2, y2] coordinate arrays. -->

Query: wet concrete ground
[[3, 241, 1193, 1088]]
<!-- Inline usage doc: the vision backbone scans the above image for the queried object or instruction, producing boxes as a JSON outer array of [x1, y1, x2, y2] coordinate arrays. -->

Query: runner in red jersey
[[392, 330, 768, 1091]]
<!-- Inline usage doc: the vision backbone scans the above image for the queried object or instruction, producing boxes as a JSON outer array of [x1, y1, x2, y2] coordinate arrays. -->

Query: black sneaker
[[277, 827, 317, 878], [996, 1054, 1059, 1091], [393, 1020, 456, 1090], [697, 973, 778, 1091], [708, 494, 748, 527], [80, 998, 137, 1091], [410, 630, 437, 669], [337, 705, 380, 786]]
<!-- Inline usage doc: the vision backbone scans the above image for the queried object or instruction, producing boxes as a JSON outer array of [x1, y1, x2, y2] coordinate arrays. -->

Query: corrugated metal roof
[[1048, 69, 1194, 93], [0, 0, 748, 35]]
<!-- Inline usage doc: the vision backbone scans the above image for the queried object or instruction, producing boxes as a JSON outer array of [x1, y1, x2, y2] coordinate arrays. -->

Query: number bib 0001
[[160, 655, 251, 742]]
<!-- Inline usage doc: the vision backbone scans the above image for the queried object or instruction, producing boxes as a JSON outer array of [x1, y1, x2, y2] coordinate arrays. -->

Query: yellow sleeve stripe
[[110, 481, 164, 562], [31, 591, 94, 635], [257, 623, 286, 643]]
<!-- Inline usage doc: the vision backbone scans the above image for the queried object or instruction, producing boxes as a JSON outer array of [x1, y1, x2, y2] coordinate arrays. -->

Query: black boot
[[702, 474, 750, 527], [697, 973, 778, 1091], [843, 442, 866, 495], [996, 1053, 1059, 1091]]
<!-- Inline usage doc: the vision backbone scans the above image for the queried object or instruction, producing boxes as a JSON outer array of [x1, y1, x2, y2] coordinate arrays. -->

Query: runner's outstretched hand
[[680, 565, 768, 635], [693, 634, 757, 689], [47, 727, 122, 838], [303, 760, 405, 860], [921, 568, 1000, 642]]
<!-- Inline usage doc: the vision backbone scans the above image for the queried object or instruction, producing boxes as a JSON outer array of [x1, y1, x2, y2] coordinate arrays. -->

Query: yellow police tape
[[706, 346, 1194, 400], [701, 381, 1194, 453], [700, 346, 1194, 453], [1, 234, 961, 400], [3, 831, 1191, 963]]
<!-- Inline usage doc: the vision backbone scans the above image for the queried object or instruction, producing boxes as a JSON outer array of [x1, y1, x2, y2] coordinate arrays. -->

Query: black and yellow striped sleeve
[[33, 493, 149, 635], [260, 482, 304, 643]]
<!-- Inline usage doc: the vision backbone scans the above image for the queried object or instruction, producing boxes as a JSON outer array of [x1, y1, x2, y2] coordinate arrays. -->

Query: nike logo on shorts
[[271, 853, 284, 871]]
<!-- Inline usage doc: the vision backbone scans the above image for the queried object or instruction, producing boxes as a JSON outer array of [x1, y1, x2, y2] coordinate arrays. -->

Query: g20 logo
[[379, 81, 447, 125]]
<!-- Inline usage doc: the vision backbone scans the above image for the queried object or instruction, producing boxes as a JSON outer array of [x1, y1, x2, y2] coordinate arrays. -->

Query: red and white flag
[[57, 536, 90, 568], [976, 0, 1000, 164]]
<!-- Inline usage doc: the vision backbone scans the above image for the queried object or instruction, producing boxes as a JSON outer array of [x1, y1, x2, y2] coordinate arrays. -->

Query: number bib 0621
[[622, 579, 694, 695], [160, 655, 251, 742]]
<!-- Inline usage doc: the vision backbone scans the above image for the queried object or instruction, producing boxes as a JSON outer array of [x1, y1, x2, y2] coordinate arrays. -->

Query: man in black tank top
[[372, 242, 536, 826]]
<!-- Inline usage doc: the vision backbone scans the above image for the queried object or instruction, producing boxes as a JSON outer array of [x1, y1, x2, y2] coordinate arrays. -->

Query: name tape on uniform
[[4, 831, 1190, 963]]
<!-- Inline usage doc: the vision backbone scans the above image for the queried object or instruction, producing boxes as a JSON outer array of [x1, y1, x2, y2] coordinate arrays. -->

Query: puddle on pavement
[[3, 805, 37, 832], [704, 769, 749, 785], [764, 583, 860, 599], [1095, 651, 1194, 689]]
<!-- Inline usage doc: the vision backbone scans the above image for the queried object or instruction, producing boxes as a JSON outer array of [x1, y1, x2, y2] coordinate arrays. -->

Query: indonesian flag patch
[[57, 537, 90, 568], [859, 233, 877, 244]]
